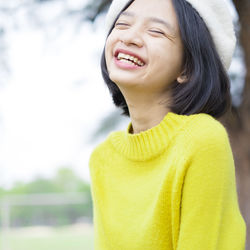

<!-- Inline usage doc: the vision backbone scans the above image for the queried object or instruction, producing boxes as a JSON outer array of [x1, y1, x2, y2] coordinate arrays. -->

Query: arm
[[176, 128, 246, 250]]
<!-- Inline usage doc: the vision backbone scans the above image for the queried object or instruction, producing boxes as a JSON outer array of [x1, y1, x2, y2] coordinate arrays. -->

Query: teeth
[[129, 56, 135, 61], [120, 59, 136, 65], [117, 53, 123, 59], [138, 60, 143, 66], [117, 52, 145, 66]]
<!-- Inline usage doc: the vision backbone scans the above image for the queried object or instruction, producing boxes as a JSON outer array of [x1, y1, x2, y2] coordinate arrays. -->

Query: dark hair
[[101, 0, 232, 118]]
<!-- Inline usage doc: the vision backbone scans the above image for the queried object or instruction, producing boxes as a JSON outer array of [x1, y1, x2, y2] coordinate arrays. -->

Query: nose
[[119, 26, 144, 48]]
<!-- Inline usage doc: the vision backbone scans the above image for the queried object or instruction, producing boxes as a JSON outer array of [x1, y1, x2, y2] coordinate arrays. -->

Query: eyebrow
[[120, 11, 176, 34]]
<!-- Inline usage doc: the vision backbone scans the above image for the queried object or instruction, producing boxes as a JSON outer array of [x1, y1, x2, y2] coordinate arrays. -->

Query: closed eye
[[115, 22, 130, 26], [149, 30, 165, 35]]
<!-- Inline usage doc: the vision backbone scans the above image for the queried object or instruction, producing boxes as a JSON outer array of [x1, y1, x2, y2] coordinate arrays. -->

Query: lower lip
[[114, 57, 143, 70]]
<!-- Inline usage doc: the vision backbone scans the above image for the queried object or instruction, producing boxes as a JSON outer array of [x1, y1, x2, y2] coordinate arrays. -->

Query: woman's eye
[[149, 30, 165, 35], [115, 22, 129, 27]]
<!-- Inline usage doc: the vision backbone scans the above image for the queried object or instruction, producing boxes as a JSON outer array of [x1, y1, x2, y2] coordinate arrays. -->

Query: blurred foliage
[[88, 109, 129, 142], [0, 167, 93, 227], [83, 0, 111, 22]]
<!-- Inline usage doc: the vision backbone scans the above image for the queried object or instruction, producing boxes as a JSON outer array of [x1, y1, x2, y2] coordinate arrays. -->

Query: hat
[[105, 0, 236, 70]]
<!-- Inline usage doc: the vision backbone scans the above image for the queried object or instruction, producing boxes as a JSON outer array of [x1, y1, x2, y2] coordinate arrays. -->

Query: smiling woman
[[89, 0, 246, 249]]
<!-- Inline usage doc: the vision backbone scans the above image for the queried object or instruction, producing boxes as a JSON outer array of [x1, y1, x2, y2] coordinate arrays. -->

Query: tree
[[222, 1, 250, 248]]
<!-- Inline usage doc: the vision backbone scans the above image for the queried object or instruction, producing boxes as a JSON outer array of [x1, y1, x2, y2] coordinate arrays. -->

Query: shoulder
[[88, 131, 120, 166], [186, 113, 228, 139], [180, 113, 232, 153], [173, 114, 235, 180]]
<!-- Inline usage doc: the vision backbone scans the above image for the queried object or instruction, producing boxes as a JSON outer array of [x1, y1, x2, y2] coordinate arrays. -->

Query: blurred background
[[0, 0, 249, 249]]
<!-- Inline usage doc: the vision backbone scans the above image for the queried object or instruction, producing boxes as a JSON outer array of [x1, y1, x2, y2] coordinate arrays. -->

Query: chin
[[110, 75, 142, 88]]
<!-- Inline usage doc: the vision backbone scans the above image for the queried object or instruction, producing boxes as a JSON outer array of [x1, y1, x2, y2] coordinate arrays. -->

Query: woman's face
[[105, 0, 184, 94]]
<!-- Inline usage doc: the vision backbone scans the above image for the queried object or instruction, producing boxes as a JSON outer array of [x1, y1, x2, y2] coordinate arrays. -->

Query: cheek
[[105, 40, 111, 60], [104, 46, 109, 67], [156, 44, 183, 72], [104, 36, 116, 68], [147, 45, 183, 84]]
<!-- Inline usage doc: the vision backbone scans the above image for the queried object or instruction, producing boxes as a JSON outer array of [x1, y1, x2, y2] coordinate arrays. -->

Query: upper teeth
[[117, 52, 145, 66]]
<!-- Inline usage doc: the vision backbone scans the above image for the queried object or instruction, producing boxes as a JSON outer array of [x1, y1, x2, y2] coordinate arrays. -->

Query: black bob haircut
[[101, 0, 232, 118]]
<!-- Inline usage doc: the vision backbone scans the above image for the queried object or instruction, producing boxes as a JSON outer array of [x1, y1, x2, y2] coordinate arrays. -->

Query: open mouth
[[115, 51, 146, 67]]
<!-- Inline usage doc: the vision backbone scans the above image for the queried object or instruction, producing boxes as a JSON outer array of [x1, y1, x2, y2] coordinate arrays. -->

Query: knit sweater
[[89, 112, 246, 250]]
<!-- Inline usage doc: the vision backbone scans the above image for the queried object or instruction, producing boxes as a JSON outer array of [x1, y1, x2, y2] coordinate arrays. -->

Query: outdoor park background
[[0, 0, 249, 249]]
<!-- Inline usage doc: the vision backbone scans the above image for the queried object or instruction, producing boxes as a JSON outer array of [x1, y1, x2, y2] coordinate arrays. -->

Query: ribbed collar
[[108, 112, 192, 161]]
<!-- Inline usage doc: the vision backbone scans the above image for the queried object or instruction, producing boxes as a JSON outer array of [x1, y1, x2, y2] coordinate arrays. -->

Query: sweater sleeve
[[176, 125, 246, 250]]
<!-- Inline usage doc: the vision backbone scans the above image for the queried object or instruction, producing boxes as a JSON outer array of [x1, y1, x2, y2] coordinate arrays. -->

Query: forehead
[[120, 11, 176, 34], [118, 0, 179, 31], [122, 0, 177, 21]]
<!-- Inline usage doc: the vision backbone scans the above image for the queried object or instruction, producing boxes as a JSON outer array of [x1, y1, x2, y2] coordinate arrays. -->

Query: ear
[[177, 71, 188, 84]]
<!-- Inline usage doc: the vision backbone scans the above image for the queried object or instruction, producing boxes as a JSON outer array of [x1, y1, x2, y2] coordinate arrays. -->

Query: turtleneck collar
[[108, 112, 193, 161]]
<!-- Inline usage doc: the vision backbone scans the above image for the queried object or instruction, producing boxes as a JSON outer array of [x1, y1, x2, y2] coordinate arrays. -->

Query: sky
[[0, 1, 129, 189], [0, 0, 241, 189]]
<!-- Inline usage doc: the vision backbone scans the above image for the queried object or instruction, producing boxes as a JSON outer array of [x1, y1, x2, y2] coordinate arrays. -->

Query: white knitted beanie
[[105, 0, 236, 70]]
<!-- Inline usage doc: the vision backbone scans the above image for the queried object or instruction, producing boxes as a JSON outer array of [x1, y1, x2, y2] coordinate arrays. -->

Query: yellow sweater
[[89, 112, 246, 250]]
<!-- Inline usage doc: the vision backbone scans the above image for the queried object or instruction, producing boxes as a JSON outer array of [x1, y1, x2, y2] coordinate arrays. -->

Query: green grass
[[0, 224, 94, 250]]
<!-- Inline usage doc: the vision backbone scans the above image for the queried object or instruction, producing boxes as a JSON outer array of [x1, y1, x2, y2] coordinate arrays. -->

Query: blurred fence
[[0, 193, 91, 250]]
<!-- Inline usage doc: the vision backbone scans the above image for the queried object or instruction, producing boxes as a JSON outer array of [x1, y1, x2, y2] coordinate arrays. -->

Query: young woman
[[89, 0, 247, 249]]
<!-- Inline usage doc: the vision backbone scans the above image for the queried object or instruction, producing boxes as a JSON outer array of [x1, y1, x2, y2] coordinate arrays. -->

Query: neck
[[124, 92, 172, 134]]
